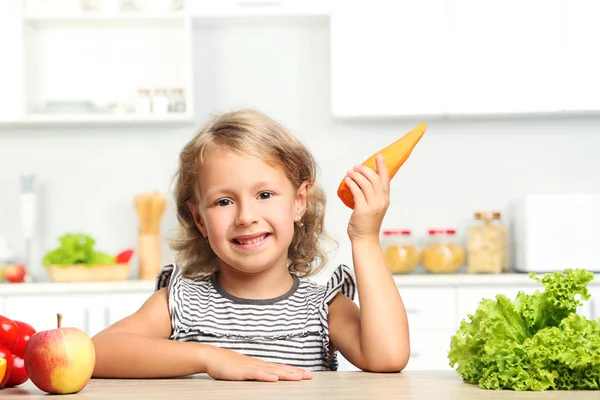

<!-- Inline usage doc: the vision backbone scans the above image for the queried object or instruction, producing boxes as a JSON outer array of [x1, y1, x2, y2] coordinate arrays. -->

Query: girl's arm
[[328, 155, 410, 373], [92, 288, 312, 381]]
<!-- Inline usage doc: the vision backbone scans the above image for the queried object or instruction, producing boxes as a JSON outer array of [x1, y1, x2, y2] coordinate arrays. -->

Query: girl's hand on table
[[205, 348, 313, 382]]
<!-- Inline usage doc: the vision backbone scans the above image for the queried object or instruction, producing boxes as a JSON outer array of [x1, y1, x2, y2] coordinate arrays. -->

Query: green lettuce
[[448, 269, 600, 391], [43, 233, 116, 267]]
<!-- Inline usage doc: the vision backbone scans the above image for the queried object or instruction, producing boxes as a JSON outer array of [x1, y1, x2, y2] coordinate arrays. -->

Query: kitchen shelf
[[22, 11, 188, 26], [0, 112, 194, 127], [0, 0, 195, 126]]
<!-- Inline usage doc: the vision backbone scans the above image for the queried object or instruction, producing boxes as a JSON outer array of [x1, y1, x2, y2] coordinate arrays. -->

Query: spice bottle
[[467, 212, 509, 274], [381, 229, 420, 274]]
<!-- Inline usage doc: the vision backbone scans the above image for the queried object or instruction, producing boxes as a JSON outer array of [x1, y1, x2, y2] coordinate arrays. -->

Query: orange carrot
[[337, 123, 427, 209]]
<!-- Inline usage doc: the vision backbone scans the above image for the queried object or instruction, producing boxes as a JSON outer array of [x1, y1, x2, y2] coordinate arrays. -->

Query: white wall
[[1, 20, 600, 282]]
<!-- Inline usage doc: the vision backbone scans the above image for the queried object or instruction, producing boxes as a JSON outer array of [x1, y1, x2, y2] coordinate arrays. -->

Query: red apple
[[24, 314, 95, 394], [5, 264, 26, 283]]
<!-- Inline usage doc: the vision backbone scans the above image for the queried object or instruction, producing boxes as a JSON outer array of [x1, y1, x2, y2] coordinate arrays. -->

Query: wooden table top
[[3, 371, 597, 399]]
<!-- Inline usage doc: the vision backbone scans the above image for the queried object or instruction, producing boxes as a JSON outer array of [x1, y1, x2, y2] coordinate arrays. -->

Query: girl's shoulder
[[155, 263, 212, 292], [299, 264, 357, 305]]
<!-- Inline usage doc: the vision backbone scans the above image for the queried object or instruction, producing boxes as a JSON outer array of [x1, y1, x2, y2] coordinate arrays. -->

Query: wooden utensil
[[134, 191, 166, 280]]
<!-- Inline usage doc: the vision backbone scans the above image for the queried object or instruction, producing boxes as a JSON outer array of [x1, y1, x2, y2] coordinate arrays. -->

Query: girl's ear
[[295, 181, 310, 221], [187, 202, 208, 238]]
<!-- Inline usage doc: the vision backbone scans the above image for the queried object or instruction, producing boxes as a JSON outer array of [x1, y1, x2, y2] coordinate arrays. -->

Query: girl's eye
[[216, 199, 232, 207], [258, 192, 273, 200]]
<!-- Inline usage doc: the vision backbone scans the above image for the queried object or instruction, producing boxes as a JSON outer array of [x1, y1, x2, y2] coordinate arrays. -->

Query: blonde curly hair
[[169, 109, 336, 280]]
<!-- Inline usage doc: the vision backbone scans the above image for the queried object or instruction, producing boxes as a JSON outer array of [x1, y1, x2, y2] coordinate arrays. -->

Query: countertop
[[3, 371, 598, 399], [2, 272, 599, 295]]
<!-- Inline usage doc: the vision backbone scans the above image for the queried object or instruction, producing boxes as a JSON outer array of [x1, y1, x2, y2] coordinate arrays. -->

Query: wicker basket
[[45, 263, 130, 282]]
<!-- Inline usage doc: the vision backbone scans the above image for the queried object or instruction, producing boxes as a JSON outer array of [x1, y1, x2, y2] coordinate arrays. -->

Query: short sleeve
[[155, 263, 176, 292], [319, 264, 357, 370], [324, 264, 356, 304], [154, 263, 184, 339]]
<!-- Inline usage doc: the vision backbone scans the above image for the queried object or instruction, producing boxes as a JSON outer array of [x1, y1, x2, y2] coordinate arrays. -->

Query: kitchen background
[[1, 1, 600, 283], [1, 0, 600, 373]]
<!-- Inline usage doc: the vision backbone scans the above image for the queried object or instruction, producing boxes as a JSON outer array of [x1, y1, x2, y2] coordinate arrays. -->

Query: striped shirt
[[155, 263, 356, 371]]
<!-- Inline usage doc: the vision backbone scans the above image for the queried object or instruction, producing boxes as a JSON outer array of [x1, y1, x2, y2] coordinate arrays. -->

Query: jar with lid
[[421, 229, 466, 274], [467, 211, 509, 274], [381, 229, 420, 274], [135, 89, 152, 114]]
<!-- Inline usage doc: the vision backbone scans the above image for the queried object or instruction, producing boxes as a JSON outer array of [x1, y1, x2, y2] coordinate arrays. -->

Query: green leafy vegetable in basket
[[448, 268, 600, 391], [43, 233, 116, 267]]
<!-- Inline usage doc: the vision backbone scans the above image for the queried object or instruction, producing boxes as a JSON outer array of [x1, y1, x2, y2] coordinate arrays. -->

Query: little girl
[[92, 109, 410, 382]]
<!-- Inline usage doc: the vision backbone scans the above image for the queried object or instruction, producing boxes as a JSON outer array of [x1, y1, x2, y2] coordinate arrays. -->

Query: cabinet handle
[[406, 308, 420, 314], [104, 308, 110, 327], [591, 300, 597, 320], [83, 309, 90, 335]]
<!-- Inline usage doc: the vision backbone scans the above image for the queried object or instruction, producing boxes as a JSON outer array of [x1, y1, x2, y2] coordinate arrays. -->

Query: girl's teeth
[[237, 234, 267, 245]]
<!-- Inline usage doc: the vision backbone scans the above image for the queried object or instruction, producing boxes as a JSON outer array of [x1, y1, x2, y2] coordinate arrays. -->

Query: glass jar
[[135, 89, 152, 114], [152, 89, 169, 115], [421, 229, 466, 274], [381, 229, 420, 274], [467, 211, 509, 274]]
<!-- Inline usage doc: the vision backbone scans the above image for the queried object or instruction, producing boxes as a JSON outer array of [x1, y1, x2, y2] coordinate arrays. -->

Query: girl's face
[[192, 150, 308, 275]]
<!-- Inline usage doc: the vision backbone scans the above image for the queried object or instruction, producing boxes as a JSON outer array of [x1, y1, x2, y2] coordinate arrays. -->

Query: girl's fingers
[[344, 175, 366, 208], [267, 365, 311, 381], [248, 369, 279, 382], [350, 159, 387, 201], [375, 154, 390, 194], [347, 167, 375, 202]]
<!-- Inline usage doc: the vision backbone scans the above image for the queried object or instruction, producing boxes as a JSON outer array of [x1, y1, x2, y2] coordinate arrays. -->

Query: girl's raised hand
[[205, 347, 313, 382], [344, 154, 390, 242]]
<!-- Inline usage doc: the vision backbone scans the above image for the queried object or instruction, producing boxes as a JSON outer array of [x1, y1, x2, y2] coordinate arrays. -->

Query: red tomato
[[4, 355, 27, 387], [0, 316, 18, 349], [11, 321, 36, 356], [0, 344, 13, 387]]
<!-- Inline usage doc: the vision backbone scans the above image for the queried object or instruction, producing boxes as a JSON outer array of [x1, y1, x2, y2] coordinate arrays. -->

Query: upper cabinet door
[[0, 0, 25, 120], [562, 0, 600, 112], [330, 0, 599, 118], [446, 0, 563, 115], [330, 0, 448, 118]]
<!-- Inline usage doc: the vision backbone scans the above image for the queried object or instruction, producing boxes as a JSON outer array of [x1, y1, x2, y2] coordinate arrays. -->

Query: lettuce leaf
[[43, 233, 116, 266], [448, 269, 600, 391]]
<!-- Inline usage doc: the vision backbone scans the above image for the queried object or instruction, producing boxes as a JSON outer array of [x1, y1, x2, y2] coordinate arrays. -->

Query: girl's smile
[[231, 232, 271, 251]]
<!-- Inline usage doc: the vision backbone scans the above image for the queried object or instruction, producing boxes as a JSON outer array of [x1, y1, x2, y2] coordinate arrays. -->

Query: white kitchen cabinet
[[0, 287, 154, 337], [407, 327, 456, 371], [562, 0, 600, 112], [85, 292, 152, 336], [0, 1, 25, 121], [0, 0, 194, 126], [399, 287, 457, 329], [398, 287, 458, 371], [446, 0, 563, 115], [330, 0, 448, 118], [330, 0, 600, 118], [3, 294, 95, 333]]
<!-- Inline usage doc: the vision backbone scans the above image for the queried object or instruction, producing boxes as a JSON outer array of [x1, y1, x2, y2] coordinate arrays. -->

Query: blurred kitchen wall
[[1, 20, 600, 282]]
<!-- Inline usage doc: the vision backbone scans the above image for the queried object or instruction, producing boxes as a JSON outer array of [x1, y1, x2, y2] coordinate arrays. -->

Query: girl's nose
[[235, 201, 259, 226]]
